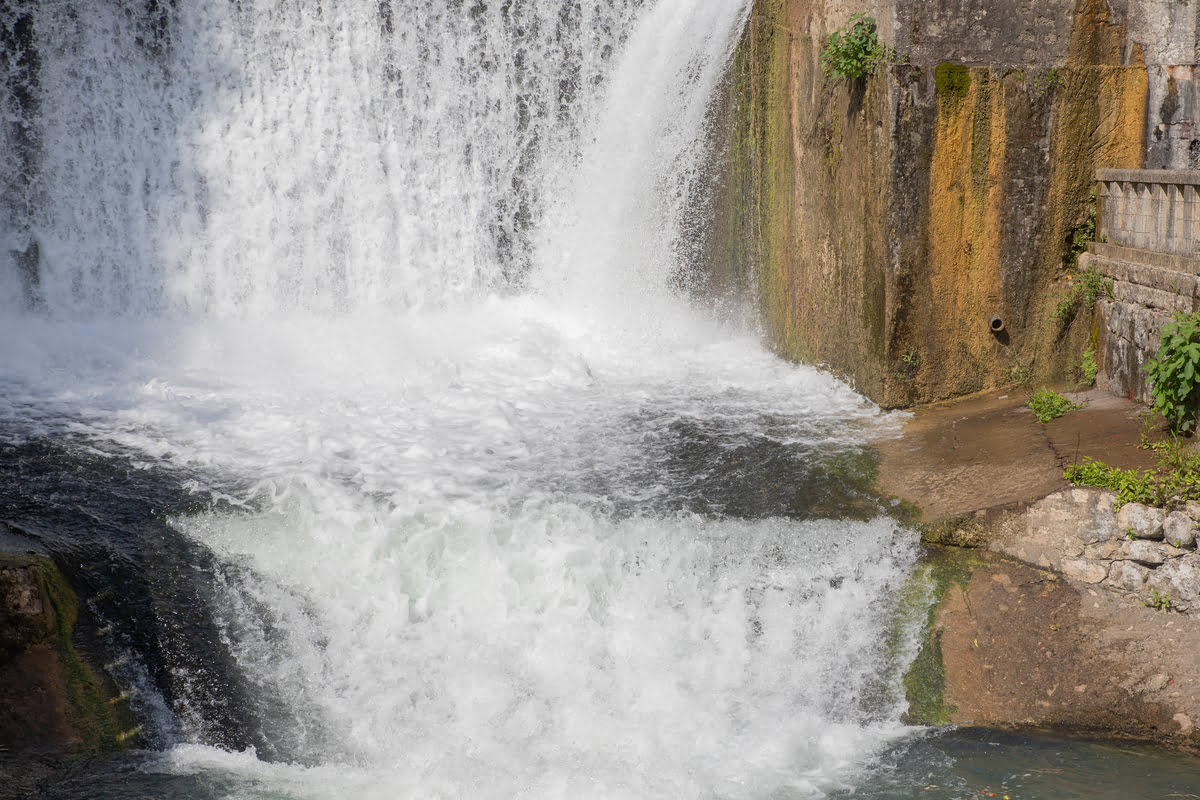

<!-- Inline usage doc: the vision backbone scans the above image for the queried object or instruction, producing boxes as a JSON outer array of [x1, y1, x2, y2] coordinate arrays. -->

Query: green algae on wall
[[933, 62, 970, 102], [711, 0, 894, 400], [899, 549, 976, 726]]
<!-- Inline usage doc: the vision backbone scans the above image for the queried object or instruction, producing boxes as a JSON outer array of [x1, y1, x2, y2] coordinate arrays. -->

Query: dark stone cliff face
[[711, 0, 1192, 406]]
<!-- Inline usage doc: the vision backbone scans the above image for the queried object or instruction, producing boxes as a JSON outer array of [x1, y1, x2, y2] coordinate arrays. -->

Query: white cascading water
[[0, 1, 923, 797]]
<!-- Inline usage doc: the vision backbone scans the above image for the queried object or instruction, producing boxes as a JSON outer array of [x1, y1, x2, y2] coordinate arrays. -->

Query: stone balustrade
[[1096, 169, 1200, 257], [1085, 169, 1200, 403]]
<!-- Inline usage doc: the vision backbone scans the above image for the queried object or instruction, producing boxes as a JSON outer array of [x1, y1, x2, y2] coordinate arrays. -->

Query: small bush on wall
[[821, 14, 895, 80]]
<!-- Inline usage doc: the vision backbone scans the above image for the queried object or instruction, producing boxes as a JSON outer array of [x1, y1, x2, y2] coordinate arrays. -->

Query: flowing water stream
[[3, 1, 1200, 798]]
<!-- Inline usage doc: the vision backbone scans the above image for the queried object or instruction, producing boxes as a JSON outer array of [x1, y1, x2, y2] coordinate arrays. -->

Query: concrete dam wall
[[713, 0, 1200, 407]]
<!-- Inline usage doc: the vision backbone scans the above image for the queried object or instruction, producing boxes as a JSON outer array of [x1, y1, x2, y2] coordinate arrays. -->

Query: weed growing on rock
[[1033, 67, 1063, 91], [1148, 590, 1172, 611], [1052, 268, 1113, 333], [1145, 311, 1200, 434], [1005, 359, 1034, 387], [1064, 458, 1159, 507], [1080, 347, 1098, 385], [1027, 388, 1080, 423], [1066, 192, 1098, 270], [821, 14, 895, 79]]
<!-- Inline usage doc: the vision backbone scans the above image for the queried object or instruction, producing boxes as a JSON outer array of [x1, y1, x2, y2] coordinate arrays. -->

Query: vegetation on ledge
[[1027, 387, 1081, 423], [1065, 436, 1200, 510]]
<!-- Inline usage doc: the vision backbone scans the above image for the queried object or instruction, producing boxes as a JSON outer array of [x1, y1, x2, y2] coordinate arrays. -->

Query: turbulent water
[[5, 2, 1200, 799]]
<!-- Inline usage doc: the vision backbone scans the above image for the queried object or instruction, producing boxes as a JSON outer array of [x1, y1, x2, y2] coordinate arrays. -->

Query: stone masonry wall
[[998, 488, 1200, 615]]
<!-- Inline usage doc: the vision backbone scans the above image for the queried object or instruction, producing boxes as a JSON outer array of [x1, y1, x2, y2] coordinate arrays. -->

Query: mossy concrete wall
[[713, 0, 1196, 406]]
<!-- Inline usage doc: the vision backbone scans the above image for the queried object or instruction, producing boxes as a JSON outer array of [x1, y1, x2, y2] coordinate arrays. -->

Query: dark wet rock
[[0, 554, 131, 755], [0, 559, 54, 660]]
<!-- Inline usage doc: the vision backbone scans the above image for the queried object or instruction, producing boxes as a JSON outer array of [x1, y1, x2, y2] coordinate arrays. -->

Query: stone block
[[1063, 559, 1108, 584], [1163, 511, 1197, 549], [1121, 539, 1184, 566], [1085, 540, 1124, 560], [1107, 559, 1152, 592], [1004, 489, 1122, 570], [1115, 503, 1166, 539], [1147, 553, 1200, 612]]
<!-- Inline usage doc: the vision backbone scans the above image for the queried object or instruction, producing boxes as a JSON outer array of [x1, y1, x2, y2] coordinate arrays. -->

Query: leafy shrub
[[1064, 458, 1158, 507], [1080, 347, 1098, 385], [1027, 388, 1080, 423], [821, 14, 894, 79], [1145, 311, 1200, 434]]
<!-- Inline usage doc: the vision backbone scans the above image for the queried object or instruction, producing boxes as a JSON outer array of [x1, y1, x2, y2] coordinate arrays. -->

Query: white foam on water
[[145, 507, 918, 800]]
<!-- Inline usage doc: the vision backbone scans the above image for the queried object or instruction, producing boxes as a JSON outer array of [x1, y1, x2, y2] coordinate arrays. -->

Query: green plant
[[1148, 590, 1172, 611], [1079, 268, 1112, 307], [1145, 311, 1200, 434], [821, 14, 895, 79], [1066, 192, 1098, 270], [1051, 294, 1077, 330], [1139, 410, 1161, 448], [1033, 67, 1063, 90], [1027, 388, 1081, 423], [1065, 458, 1159, 507], [1052, 268, 1113, 332], [1064, 437, 1200, 509], [1127, 527, 1138, 540], [1146, 434, 1200, 473], [1080, 347, 1098, 385]]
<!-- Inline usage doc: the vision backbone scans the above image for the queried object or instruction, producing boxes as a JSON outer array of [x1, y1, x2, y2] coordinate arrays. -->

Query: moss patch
[[28, 555, 135, 750], [919, 515, 990, 548], [934, 62, 971, 102], [900, 548, 976, 725]]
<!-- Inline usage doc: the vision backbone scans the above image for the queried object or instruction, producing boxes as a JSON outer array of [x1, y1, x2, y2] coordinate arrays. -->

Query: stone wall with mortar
[[712, 0, 1198, 406], [994, 488, 1200, 613]]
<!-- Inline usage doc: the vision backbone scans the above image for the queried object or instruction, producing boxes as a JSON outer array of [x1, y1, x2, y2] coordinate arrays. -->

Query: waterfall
[[0, 2, 922, 798], [2, 0, 744, 316]]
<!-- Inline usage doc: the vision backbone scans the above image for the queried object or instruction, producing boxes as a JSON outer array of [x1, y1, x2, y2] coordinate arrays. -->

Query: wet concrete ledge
[[877, 388, 1200, 749]]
